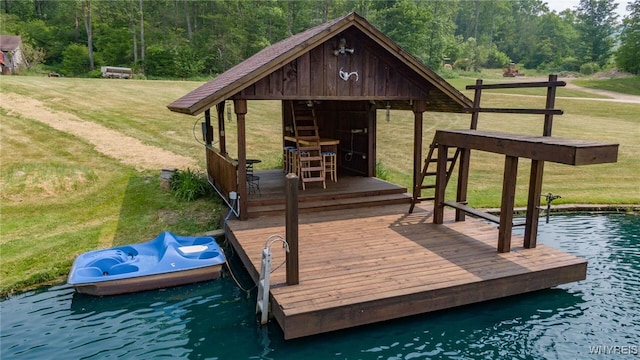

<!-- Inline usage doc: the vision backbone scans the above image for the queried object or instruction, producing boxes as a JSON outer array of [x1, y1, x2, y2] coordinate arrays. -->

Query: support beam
[[235, 99, 248, 220], [455, 149, 470, 221], [524, 160, 544, 248], [498, 155, 518, 253], [543, 74, 558, 136], [433, 144, 448, 224], [285, 173, 299, 285], [216, 102, 227, 154], [412, 101, 426, 198], [204, 109, 213, 145]]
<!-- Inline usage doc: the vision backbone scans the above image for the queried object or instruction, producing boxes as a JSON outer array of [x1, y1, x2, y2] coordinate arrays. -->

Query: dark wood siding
[[239, 28, 435, 101]]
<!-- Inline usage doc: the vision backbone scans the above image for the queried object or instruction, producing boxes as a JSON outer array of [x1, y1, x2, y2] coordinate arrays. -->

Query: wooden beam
[[463, 108, 563, 115], [216, 102, 226, 154], [204, 109, 213, 145], [412, 101, 425, 197], [498, 156, 518, 253], [465, 80, 566, 90], [443, 201, 500, 224], [455, 149, 470, 221], [524, 160, 544, 248], [543, 74, 558, 136], [285, 173, 299, 285], [433, 144, 448, 224], [235, 99, 248, 220]]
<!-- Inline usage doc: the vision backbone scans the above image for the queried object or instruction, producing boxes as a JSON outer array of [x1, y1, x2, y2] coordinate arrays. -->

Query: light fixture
[[334, 38, 355, 56]]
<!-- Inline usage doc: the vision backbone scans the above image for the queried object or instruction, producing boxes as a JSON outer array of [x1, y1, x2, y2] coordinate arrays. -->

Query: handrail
[[465, 80, 566, 90]]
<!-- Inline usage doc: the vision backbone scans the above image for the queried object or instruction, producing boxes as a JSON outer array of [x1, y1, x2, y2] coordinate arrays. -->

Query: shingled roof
[[0, 35, 22, 52], [168, 12, 471, 115]]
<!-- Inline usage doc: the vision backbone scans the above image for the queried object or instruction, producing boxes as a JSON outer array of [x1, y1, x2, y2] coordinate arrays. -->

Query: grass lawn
[[1, 75, 638, 296], [573, 75, 640, 96]]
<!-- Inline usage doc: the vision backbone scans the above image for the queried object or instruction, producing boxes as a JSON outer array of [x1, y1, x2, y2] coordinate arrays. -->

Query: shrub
[[580, 62, 600, 75], [170, 168, 210, 201]]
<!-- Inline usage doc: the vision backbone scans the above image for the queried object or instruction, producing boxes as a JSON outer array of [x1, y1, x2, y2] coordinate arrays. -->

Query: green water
[[2, 213, 639, 359]]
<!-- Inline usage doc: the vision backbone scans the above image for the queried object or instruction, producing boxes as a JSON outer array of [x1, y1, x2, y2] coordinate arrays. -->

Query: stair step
[[419, 184, 436, 189], [249, 193, 412, 217], [417, 196, 435, 201]]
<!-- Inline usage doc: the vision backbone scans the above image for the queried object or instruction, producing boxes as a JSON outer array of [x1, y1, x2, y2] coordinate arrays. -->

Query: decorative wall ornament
[[339, 68, 359, 82]]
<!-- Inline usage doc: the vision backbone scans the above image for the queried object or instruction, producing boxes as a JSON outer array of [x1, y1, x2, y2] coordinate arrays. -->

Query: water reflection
[[2, 213, 638, 360]]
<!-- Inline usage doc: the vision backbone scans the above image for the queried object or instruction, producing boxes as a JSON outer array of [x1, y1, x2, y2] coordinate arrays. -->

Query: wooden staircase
[[409, 141, 460, 213], [291, 101, 325, 190]]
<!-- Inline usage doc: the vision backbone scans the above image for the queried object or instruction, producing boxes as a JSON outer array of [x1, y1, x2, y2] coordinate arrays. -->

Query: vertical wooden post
[[543, 74, 558, 137], [433, 143, 448, 224], [285, 173, 299, 285], [498, 155, 518, 253], [469, 79, 483, 130], [412, 100, 426, 199], [234, 99, 248, 220], [204, 109, 213, 145], [455, 79, 482, 222], [524, 74, 557, 247], [216, 102, 226, 154], [455, 148, 470, 222], [524, 160, 544, 248]]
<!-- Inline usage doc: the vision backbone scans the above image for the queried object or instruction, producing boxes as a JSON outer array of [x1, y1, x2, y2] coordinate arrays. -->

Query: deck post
[[412, 100, 426, 198], [204, 109, 213, 145], [234, 99, 248, 220], [285, 173, 299, 285], [524, 160, 544, 248], [455, 79, 483, 222], [216, 102, 227, 154], [498, 155, 518, 252], [433, 143, 448, 224]]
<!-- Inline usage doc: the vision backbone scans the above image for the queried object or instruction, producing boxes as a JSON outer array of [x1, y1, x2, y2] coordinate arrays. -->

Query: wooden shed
[[168, 12, 472, 220]]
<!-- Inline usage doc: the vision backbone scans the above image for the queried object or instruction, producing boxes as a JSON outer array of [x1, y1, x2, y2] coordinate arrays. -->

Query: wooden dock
[[225, 202, 587, 339]]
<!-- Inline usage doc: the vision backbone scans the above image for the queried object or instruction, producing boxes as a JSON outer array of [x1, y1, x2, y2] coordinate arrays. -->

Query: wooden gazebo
[[168, 12, 472, 220], [168, 13, 619, 339]]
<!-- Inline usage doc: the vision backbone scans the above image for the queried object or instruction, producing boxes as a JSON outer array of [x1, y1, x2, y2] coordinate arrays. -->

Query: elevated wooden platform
[[435, 129, 619, 165], [225, 202, 587, 339], [246, 170, 411, 217]]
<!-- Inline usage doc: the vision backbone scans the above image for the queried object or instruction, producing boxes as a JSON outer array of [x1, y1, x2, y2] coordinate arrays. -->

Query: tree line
[[2, 0, 638, 78]]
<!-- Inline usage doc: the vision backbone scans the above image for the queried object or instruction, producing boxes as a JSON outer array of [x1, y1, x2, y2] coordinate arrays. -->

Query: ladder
[[255, 247, 272, 325], [409, 141, 460, 213], [291, 101, 325, 190], [255, 235, 289, 325]]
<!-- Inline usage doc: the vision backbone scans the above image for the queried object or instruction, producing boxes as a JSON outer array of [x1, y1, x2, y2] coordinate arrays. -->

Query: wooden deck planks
[[225, 202, 587, 339]]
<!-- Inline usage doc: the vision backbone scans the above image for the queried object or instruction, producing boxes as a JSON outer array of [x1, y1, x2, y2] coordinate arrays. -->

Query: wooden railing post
[[285, 173, 299, 285]]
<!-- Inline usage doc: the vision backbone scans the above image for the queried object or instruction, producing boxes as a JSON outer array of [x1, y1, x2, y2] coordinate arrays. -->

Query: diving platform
[[225, 202, 587, 339]]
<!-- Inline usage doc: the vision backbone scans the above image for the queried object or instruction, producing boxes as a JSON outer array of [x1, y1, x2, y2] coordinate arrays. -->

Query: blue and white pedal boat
[[68, 231, 226, 296]]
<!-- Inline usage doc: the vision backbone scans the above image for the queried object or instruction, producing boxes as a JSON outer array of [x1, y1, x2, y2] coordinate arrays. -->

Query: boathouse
[[169, 13, 618, 339]]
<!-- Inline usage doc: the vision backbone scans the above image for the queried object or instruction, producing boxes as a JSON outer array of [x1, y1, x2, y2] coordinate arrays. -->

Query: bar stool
[[322, 151, 337, 182], [283, 146, 296, 173], [289, 148, 298, 176]]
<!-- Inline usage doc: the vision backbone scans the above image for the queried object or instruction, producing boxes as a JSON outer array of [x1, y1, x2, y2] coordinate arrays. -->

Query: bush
[[61, 44, 90, 76], [170, 168, 211, 201], [559, 56, 581, 72], [580, 62, 600, 75]]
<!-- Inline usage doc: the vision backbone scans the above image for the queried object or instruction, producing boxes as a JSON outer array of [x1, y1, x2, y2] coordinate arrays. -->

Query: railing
[[206, 146, 238, 203]]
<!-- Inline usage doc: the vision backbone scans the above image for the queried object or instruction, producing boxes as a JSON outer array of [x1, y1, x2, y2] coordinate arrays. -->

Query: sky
[[545, 0, 631, 18]]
